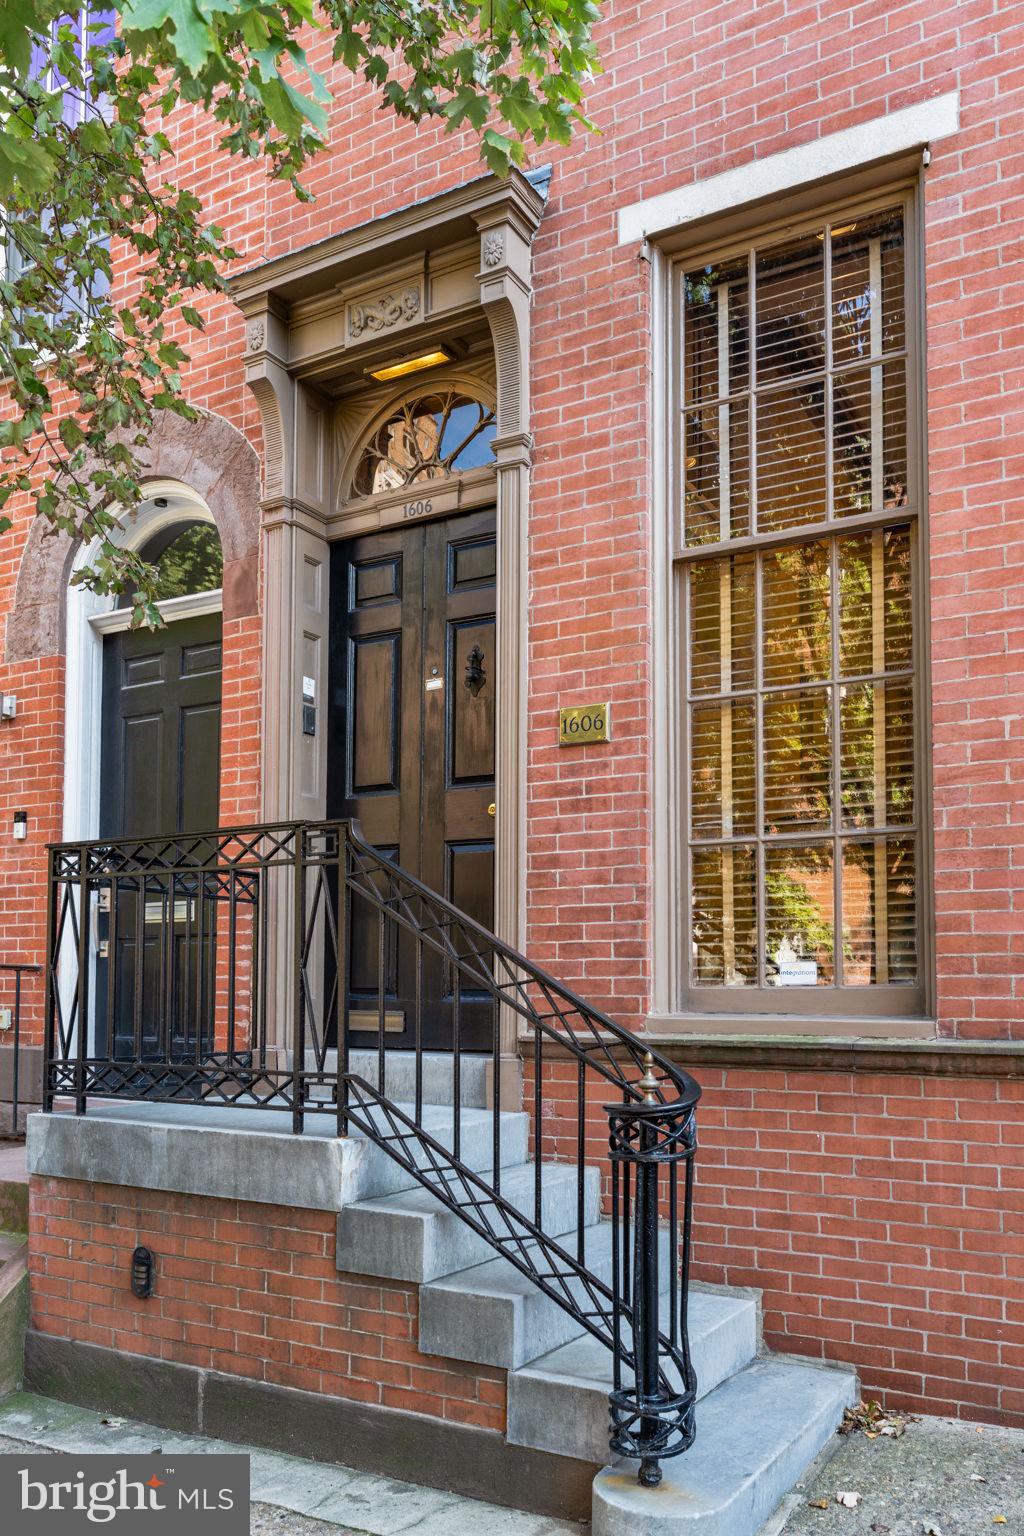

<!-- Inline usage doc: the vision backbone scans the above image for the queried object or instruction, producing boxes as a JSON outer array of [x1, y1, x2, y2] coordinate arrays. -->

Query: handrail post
[[291, 824, 305, 1135], [43, 848, 57, 1114], [607, 1053, 699, 1488], [74, 845, 90, 1117], [337, 823, 350, 1137], [633, 1108, 662, 1485]]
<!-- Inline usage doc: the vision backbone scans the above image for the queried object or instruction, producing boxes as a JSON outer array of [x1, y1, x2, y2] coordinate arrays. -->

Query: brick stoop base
[[26, 1176, 595, 1518], [23, 1098, 863, 1535], [28, 1181, 503, 1426], [22, 1329, 595, 1519]]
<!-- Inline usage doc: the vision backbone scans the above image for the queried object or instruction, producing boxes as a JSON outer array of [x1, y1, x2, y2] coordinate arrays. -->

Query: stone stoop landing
[[26, 1081, 857, 1534]]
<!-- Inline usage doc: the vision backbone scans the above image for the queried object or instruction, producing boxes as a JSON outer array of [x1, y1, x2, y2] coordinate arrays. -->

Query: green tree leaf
[[0, 0, 602, 612]]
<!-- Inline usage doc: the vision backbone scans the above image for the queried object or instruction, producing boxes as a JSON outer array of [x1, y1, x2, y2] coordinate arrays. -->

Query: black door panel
[[98, 613, 223, 1061], [329, 510, 496, 1050]]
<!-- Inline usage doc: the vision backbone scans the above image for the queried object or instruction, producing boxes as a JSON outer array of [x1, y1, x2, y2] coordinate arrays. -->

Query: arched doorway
[[63, 484, 225, 1062], [327, 387, 498, 1050], [63, 481, 224, 843]]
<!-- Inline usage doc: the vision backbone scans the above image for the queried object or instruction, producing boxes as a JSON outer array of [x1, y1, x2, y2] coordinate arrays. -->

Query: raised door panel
[[120, 713, 163, 837], [448, 618, 496, 786], [349, 634, 401, 795], [178, 701, 221, 832]]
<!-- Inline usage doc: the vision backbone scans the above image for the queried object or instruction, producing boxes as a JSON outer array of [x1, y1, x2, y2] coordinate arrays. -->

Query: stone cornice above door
[[231, 167, 545, 314], [233, 167, 546, 527]]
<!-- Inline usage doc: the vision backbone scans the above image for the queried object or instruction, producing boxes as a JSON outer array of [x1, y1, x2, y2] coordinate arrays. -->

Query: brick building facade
[[3, 0, 1024, 1523]]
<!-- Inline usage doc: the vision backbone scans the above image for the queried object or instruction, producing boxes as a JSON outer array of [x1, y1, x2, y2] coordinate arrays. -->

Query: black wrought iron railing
[[44, 819, 700, 1485], [1, 960, 42, 1137]]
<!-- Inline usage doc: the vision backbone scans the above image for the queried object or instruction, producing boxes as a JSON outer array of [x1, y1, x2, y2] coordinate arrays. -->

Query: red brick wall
[[0, 656, 63, 1038], [219, 615, 262, 825], [695, 1066, 1024, 1425], [530, 1053, 1024, 1426], [28, 1177, 505, 1430]]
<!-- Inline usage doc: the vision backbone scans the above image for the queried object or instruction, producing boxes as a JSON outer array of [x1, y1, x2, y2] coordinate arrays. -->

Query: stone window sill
[[645, 1012, 936, 1041]]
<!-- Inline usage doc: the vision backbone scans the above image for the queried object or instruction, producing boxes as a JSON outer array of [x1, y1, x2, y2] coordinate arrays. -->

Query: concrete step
[[506, 1285, 759, 1464], [307, 1050, 490, 1109], [344, 1101, 530, 1203], [592, 1356, 858, 1536], [418, 1222, 671, 1371], [26, 1101, 529, 1214], [337, 1161, 603, 1283]]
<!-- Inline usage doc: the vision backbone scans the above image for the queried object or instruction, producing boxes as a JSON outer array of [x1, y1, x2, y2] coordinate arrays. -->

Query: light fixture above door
[[367, 346, 453, 382]]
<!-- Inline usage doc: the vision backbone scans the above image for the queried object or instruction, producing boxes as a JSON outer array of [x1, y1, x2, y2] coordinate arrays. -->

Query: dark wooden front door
[[98, 613, 223, 1059], [328, 508, 496, 1050]]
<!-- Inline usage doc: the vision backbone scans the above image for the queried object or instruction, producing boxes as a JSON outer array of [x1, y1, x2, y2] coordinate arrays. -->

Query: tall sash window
[[676, 198, 925, 1016]]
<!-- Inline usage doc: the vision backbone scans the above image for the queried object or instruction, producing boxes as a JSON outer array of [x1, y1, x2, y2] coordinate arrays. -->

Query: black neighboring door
[[328, 508, 496, 1050], [98, 613, 223, 1059]]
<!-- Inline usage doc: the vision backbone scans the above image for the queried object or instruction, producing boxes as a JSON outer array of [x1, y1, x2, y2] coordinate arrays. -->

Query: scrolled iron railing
[[43, 818, 700, 1486]]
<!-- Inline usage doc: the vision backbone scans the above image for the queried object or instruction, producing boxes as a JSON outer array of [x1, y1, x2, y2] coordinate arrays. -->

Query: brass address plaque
[[559, 702, 611, 747]]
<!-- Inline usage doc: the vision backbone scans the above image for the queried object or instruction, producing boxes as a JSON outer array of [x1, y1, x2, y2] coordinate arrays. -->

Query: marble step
[[418, 1222, 671, 1371], [306, 1049, 490, 1109], [341, 1101, 531, 1203], [337, 1160, 602, 1283], [26, 1100, 528, 1212], [592, 1355, 858, 1536], [506, 1285, 759, 1464]]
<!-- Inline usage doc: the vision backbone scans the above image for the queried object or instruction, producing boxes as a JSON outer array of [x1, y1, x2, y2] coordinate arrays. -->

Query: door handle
[[487, 803, 496, 818], [464, 645, 486, 697]]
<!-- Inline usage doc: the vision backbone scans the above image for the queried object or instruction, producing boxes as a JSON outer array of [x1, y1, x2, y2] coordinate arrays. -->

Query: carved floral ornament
[[247, 319, 265, 352], [348, 285, 422, 340], [482, 231, 504, 268]]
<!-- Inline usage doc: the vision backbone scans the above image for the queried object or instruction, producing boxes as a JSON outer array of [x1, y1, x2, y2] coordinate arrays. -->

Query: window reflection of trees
[[352, 392, 496, 497], [681, 204, 919, 1000]]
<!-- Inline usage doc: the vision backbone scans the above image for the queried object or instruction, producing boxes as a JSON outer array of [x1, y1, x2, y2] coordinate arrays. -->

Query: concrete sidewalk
[[0, 1391, 582, 1536], [774, 1412, 1024, 1536], [2, 1387, 1022, 1535]]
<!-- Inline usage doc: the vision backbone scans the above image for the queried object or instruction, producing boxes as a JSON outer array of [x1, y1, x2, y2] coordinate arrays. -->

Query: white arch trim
[[61, 479, 222, 842]]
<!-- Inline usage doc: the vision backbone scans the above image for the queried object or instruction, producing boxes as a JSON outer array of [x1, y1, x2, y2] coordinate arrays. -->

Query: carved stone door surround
[[231, 168, 546, 1073]]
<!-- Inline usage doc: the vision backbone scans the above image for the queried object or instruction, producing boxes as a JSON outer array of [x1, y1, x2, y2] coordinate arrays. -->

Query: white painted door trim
[[61, 481, 221, 844]]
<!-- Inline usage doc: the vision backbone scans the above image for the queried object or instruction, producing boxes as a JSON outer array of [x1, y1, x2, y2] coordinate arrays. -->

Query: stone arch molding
[[5, 408, 262, 663]]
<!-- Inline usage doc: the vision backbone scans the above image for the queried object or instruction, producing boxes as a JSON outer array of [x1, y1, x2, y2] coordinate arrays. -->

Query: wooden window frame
[[651, 172, 935, 1032]]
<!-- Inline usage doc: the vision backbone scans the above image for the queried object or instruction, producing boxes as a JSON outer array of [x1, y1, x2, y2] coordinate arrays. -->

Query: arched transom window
[[352, 390, 496, 498], [114, 520, 223, 607]]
